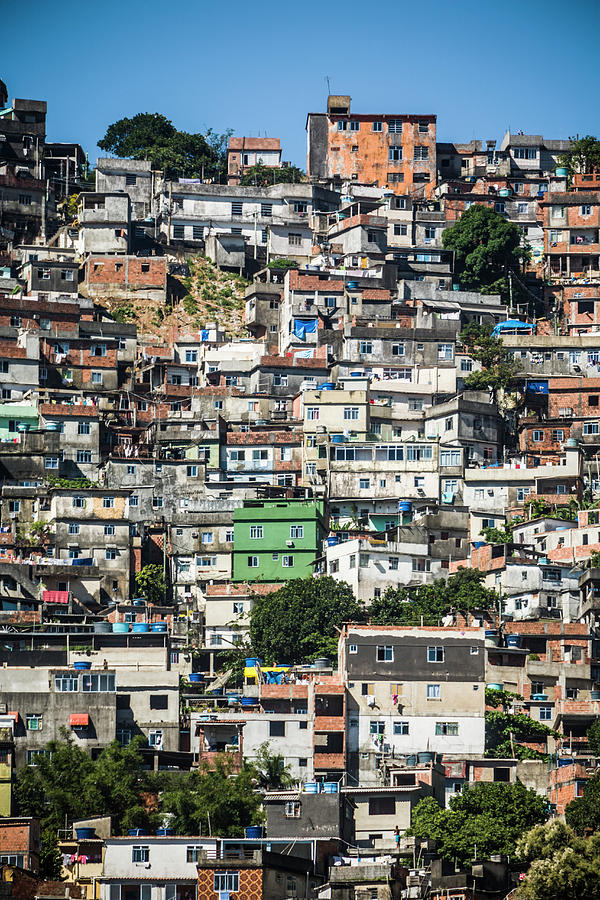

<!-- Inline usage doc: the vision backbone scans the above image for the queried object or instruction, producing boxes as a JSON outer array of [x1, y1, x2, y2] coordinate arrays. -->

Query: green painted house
[[0, 403, 38, 442], [233, 498, 327, 582]]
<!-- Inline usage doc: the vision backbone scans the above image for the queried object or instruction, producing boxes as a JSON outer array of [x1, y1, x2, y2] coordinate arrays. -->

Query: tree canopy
[[248, 575, 364, 664], [565, 770, 600, 835], [135, 563, 166, 605], [459, 321, 521, 398], [159, 757, 263, 837], [408, 782, 548, 867], [515, 821, 600, 900], [98, 113, 230, 181], [558, 135, 600, 176], [368, 567, 499, 626], [240, 163, 305, 186], [442, 204, 530, 296]]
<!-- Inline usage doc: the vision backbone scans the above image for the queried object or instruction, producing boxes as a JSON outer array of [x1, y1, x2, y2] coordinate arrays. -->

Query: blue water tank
[[73, 661, 91, 670], [506, 635, 521, 648], [132, 623, 150, 633], [320, 383, 335, 390], [323, 782, 339, 793], [245, 826, 265, 839], [241, 697, 258, 707], [151, 622, 168, 632], [327, 537, 339, 546], [304, 782, 320, 793], [398, 501, 412, 513], [75, 827, 96, 840], [189, 673, 204, 683], [245, 658, 262, 667], [347, 281, 358, 289]]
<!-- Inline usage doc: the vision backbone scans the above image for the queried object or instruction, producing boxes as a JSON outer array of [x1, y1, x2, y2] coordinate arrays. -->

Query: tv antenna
[[326, 75, 331, 95]]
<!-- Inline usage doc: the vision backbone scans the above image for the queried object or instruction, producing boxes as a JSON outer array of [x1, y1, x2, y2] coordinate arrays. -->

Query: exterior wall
[[95, 159, 153, 219], [84, 256, 166, 302], [307, 108, 437, 197]]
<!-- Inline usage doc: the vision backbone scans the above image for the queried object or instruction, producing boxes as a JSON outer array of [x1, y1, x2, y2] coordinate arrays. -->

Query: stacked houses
[[1, 76, 600, 898]]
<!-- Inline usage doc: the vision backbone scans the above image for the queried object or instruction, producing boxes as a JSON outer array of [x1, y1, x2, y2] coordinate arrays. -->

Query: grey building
[[95, 159, 153, 219], [76, 193, 131, 255]]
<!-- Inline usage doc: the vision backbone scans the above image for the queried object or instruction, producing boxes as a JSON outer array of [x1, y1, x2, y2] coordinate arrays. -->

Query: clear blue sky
[[3, 0, 599, 170]]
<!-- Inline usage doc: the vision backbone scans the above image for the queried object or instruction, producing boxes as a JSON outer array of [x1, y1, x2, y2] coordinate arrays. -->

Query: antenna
[[326, 75, 331, 95]]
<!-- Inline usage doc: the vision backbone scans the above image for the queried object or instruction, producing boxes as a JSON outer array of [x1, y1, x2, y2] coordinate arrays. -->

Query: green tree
[[442, 204, 530, 297], [135, 564, 166, 605], [253, 742, 294, 790], [515, 821, 600, 900], [459, 321, 521, 398], [240, 163, 305, 186], [40, 827, 63, 880], [369, 568, 499, 626], [160, 757, 262, 837], [480, 522, 515, 544], [586, 718, 600, 755], [248, 576, 364, 665], [98, 113, 230, 181], [408, 782, 547, 867], [565, 771, 600, 834], [558, 136, 600, 176], [485, 710, 559, 760]]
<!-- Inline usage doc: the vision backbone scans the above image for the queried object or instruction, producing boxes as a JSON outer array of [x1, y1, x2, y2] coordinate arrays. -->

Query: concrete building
[[232, 497, 326, 582], [76, 193, 131, 255], [307, 95, 436, 197], [339, 625, 486, 785], [95, 159, 154, 219], [82, 255, 166, 302]]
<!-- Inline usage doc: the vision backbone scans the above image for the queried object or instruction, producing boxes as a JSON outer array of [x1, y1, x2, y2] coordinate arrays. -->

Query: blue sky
[[3, 0, 599, 170]]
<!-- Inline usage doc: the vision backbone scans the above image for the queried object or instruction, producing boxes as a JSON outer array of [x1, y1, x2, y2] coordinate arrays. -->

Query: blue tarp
[[526, 380, 549, 394], [293, 318, 317, 341], [491, 319, 534, 337], [200, 330, 210, 341]]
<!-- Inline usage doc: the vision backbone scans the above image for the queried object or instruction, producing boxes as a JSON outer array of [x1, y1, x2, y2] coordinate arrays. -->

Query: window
[[414, 146, 429, 160], [105, 549, 117, 561], [359, 478, 370, 490], [104, 525, 115, 537], [394, 721, 409, 735], [269, 720, 285, 737], [435, 722, 459, 736], [389, 147, 403, 162], [77, 450, 92, 464], [92, 343, 106, 357], [284, 801, 302, 818], [77, 421, 91, 435], [247, 556, 259, 568], [26, 714, 43, 731], [231, 201, 243, 216], [376, 645, 393, 662], [581, 204, 592, 216], [388, 119, 403, 133], [370, 720, 385, 735], [172, 224, 184, 240], [19, 194, 32, 205], [516, 487, 531, 502], [427, 646, 444, 663], [360, 341, 373, 354], [73, 496, 86, 508], [361, 683, 374, 695], [261, 203, 272, 217], [427, 684, 440, 699], [539, 706, 553, 721], [132, 845, 149, 863], [290, 525, 304, 539], [532, 430, 544, 442], [45, 455, 59, 470], [10, 316, 22, 327], [186, 845, 203, 863], [584, 422, 599, 435], [438, 343, 454, 360], [551, 429, 565, 442], [424, 226, 436, 239], [349, 643, 358, 654], [214, 874, 239, 893], [91, 371, 103, 384], [103, 496, 115, 508], [514, 147, 537, 159], [81, 673, 116, 692], [369, 797, 395, 815], [250, 525, 263, 539], [495, 201, 505, 213], [55, 674, 78, 692], [344, 407, 360, 420], [372, 121, 383, 132], [282, 555, 294, 567], [306, 407, 319, 420], [0, 855, 24, 867], [130, 495, 139, 507]]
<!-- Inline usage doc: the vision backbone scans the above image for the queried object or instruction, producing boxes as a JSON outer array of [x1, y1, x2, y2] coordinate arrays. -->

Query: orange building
[[307, 95, 436, 196]]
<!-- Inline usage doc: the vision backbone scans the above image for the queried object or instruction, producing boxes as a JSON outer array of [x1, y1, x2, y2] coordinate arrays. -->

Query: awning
[[69, 714, 90, 727], [43, 590, 69, 604]]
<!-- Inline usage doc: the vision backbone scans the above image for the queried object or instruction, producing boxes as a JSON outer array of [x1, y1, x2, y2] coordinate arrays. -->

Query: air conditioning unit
[[286, 540, 294, 547]]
